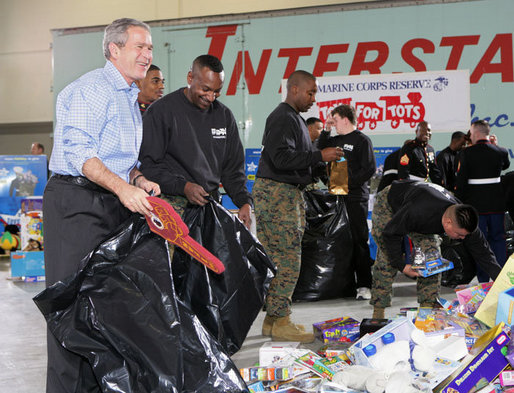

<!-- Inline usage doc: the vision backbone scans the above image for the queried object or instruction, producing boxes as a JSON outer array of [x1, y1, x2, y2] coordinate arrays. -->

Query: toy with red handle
[[145, 196, 225, 274]]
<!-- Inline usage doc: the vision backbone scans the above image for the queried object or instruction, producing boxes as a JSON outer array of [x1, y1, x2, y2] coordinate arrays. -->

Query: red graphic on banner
[[317, 98, 352, 123], [356, 102, 384, 130], [379, 92, 425, 128]]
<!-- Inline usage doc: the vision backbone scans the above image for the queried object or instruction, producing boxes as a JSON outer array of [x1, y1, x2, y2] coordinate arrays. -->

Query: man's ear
[[186, 71, 193, 85], [109, 43, 119, 60]]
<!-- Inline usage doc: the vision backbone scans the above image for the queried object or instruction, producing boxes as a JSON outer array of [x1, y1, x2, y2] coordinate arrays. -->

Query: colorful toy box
[[434, 324, 510, 393], [10, 250, 45, 279], [455, 282, 493, 315], [313, 317, 360, 343]]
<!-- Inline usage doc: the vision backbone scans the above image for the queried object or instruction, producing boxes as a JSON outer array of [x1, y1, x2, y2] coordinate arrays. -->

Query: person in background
[[455, 120, 510, 281], [371, 180, 501, 319], [44, 18, 160, 393], [319, 104, 376, 301], [135, 64, 164, 114], [254, 70, 342, 343], [306, 116, 328, 188], [436, 131, 467, 192], [398, 121, 443, 185], [30, 142, 45, 155], [306, 117, 323, 145]]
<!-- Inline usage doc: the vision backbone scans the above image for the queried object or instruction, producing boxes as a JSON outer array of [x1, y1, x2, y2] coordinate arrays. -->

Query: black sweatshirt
[[256, 102, 323, 186], [318, 129, 376, 201], [139, 88, 252, 208], [383, 180, 501, 279]]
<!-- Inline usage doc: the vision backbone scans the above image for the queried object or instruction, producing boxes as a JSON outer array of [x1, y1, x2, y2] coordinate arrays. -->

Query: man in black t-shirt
[[139, 55, 252, 227], [318, 104, 376, 301]]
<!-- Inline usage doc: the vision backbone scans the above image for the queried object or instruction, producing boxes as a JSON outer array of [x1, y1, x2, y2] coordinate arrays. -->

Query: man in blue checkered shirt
[[44, 18, 160, 393]]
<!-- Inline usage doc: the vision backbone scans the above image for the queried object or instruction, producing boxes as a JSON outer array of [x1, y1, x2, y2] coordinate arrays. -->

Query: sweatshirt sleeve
[[350, 136, 376, 185], [263, 114, 322, 170], [463, 228, 502, 280], [139, 105, 187, 196]]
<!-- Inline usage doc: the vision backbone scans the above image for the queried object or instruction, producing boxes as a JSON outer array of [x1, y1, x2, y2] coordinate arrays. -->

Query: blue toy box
[[11, 251, 45, 279]]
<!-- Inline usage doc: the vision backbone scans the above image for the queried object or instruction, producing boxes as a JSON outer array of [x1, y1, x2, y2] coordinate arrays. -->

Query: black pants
[[43, 176, 130, 393], [344, 197, 373, 288]]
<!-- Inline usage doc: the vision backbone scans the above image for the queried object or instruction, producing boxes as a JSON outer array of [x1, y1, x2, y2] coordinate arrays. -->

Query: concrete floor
[[0, 254, 457, 392]]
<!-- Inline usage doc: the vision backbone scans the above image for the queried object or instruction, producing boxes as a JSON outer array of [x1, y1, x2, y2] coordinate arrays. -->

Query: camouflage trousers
[[253, 177, 306, 318], [161, 194, 189, 260], [370, 185, 441, 308]]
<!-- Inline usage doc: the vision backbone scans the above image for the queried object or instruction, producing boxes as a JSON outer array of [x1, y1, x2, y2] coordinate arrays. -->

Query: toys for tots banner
[[282, 70, 470, 134]]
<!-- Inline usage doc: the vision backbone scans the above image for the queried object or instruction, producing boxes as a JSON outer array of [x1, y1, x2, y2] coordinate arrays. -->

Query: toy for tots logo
[[317, 92, 426, 130]]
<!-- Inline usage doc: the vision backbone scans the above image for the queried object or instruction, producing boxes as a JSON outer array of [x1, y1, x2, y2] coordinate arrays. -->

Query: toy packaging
[[475, 254, 514, 327], [455, 282, 493, 315], [259, 342, 300, 366], [10, 250, 45, 279], [313, 317, 360, 343], [317, 342, 351, 359], [416, 257, 454, 278], [434, 323, 510, 393], [496, 287, 514, 326], [239, 366, 293, 383]]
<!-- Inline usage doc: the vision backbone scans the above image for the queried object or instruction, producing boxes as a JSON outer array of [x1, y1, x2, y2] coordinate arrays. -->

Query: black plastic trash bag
[[293, 190, 355, 301], [172, 199, 275, 355], [34, 215, 249, 393], [441, 237, 477, 287]]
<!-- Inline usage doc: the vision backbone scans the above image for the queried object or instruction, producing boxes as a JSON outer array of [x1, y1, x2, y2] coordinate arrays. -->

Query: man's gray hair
[[103, 18, 150, 60]]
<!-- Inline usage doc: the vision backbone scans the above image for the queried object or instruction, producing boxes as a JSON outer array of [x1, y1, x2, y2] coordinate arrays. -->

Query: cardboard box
[[434, 324, 510, 393], [496, 287, 514, 326], [10, 251, 44, 278], [313, 317, 360, 343], [475, 254, 514, 327], [259, 342, 300, 366]]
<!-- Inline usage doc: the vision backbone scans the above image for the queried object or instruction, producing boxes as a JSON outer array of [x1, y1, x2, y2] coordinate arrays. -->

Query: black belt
[[51, 174, 111, 193]]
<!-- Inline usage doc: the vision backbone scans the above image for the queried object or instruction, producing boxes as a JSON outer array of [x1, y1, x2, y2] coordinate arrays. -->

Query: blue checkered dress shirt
[[49, 61, 142, 183]]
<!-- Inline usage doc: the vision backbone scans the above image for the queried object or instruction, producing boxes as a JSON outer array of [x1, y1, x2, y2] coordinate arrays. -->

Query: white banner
[[282, 70, 470, 134]]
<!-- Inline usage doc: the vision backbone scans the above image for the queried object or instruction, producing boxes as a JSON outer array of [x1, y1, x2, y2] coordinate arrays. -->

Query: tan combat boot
[[372, 307, 385, 319], [271, 316, 314, 343], [261, 314, 275, 336]]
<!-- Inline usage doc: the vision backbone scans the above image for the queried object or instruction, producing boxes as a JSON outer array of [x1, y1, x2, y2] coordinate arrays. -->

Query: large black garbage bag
[[293, 190, 355, 301], [441, 237, 477, 287], [33, 215, 248, 393], [172, 199, 275, 355]]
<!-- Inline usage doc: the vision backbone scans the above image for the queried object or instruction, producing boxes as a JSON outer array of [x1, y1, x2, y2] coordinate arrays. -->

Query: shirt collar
[[104, 61, 140, 96]]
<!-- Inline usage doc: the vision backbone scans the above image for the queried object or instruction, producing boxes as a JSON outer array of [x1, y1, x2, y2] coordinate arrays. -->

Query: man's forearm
[[82, 157, 127, 194]]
